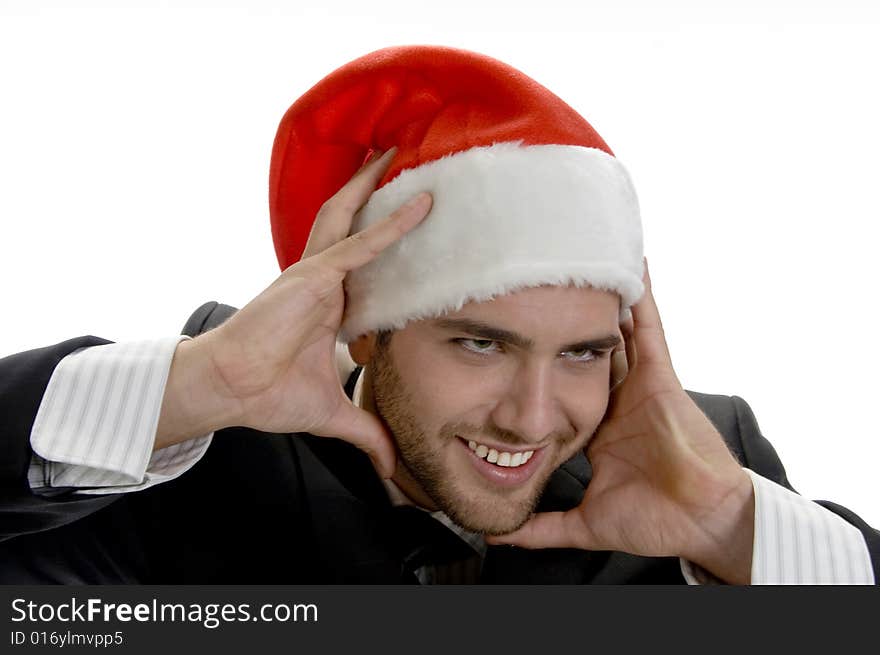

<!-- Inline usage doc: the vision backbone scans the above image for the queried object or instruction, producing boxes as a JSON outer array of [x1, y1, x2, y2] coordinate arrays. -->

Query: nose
[[489, 360, 566, 445]]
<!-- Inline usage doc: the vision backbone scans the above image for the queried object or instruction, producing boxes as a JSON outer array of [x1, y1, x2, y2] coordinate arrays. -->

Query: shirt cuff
[[747, 468, 874, 584], [29, 335, 213, 495], [681, 468, 875, 584]]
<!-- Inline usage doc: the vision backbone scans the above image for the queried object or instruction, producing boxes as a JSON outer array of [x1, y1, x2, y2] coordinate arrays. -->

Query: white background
[[2, 1, 878, 527]]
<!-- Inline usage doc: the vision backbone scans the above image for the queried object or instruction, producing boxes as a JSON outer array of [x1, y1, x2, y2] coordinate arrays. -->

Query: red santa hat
[[269, 45, 644, 343]]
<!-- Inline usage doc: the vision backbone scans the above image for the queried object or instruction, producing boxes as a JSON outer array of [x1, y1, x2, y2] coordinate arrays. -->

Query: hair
[[375, 329, 394, 351]]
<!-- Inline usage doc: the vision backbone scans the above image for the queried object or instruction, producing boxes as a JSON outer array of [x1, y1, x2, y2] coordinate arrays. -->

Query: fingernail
[[375, 146, 397, 163], [382, 459, 396, 479], [358, 149, 383, 171], [403, 191, 431, 211], [369, 455, 386, 477]]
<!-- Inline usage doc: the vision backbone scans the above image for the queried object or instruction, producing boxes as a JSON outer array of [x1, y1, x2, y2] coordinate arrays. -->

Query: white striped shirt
[[27, 338, 875, 584]]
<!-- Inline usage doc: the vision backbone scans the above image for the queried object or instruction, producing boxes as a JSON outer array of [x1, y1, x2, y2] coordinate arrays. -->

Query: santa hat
[[269, 45, 644, 343]]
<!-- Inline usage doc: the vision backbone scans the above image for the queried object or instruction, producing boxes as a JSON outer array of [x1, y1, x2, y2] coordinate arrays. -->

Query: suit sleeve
[[0, 337, 118, 541], [1, 302, 235, 545], [0, 335, 216, 543], [732, 395, 879, 583]]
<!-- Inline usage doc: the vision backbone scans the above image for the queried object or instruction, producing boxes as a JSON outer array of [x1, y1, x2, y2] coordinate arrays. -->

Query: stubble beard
[[370, 343, 574, 535]]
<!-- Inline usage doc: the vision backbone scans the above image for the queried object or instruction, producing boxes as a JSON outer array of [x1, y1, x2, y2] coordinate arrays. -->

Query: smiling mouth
[[463, 438, 535, 468]]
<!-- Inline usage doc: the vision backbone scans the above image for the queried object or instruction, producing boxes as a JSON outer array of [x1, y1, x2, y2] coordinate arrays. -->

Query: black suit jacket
[[1, 301, 878, 583]]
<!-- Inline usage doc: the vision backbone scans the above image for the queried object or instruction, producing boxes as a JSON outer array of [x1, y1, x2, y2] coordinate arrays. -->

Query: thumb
[[485, 510, 592, 550], [315, 401, 397, 478]]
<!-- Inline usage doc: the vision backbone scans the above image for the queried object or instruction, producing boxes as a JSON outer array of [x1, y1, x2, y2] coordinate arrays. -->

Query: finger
[[610, 309, 634, 390], [318, 192, 433, 275], [609, 351, 628, 391], [302, 147, 397, 259], [484, 510, 592, 551], [629, 256, 673, 368], [315, 401, 398, 478], [624, 318, 637, 374], [609, 330, 629, 391], [619, 310, 634, 343]]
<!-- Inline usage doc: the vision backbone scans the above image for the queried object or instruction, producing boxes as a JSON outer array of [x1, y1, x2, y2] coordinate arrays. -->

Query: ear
[[347, 332, 378, 365]]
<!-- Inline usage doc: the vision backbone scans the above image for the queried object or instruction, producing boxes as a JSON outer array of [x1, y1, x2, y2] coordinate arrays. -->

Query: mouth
[[456, 436, 545, 488]]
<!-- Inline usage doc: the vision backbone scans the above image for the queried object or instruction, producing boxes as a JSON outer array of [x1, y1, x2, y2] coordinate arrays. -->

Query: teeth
[[464, 439, 535, 468]]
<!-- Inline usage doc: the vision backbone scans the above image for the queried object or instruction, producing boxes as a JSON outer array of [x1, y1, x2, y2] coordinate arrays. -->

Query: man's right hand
[[155, 149, 432, 477]]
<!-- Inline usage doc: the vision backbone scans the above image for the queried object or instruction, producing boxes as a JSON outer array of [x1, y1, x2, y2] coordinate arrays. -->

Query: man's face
[[361, 283, 621, 535]]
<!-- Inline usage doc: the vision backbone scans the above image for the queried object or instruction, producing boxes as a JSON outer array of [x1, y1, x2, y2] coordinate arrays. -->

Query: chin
[[429, 480, 545, 536], [443, 498, 536, 536]]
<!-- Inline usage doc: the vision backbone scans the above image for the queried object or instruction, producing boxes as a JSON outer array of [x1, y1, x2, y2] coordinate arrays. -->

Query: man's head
[[270, 45, 645, 532], [349, 283, 621, 534]]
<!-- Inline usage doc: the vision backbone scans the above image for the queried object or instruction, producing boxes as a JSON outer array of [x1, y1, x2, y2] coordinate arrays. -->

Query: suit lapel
[[294, 432, 416, 582], [290, 366, 418, 582]]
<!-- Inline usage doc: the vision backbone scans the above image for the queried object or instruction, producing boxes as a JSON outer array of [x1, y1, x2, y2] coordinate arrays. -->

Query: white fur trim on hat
[[339, 142, 644, 343]]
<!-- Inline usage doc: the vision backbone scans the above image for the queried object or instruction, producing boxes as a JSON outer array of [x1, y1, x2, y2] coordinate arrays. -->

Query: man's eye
[[561, 348, 600, 363], [456, 338, 500, 354]]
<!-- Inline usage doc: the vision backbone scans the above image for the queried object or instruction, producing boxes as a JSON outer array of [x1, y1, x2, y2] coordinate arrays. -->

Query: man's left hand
[[486, 258, 755, 584]]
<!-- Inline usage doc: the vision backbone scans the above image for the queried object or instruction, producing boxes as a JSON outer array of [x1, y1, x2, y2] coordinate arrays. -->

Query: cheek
[[563, 374, 612, 433], [392, 347, 488, 423]]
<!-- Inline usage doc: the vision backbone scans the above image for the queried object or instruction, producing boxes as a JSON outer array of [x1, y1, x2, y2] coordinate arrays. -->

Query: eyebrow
[[432, 318, 621, 352]]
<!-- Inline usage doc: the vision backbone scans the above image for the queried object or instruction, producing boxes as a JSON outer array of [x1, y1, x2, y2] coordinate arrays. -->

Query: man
[[1, 46, 877, 584]]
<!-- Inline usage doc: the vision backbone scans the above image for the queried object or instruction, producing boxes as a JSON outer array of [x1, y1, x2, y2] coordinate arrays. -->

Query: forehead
[[416, 284, 621, 339]]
